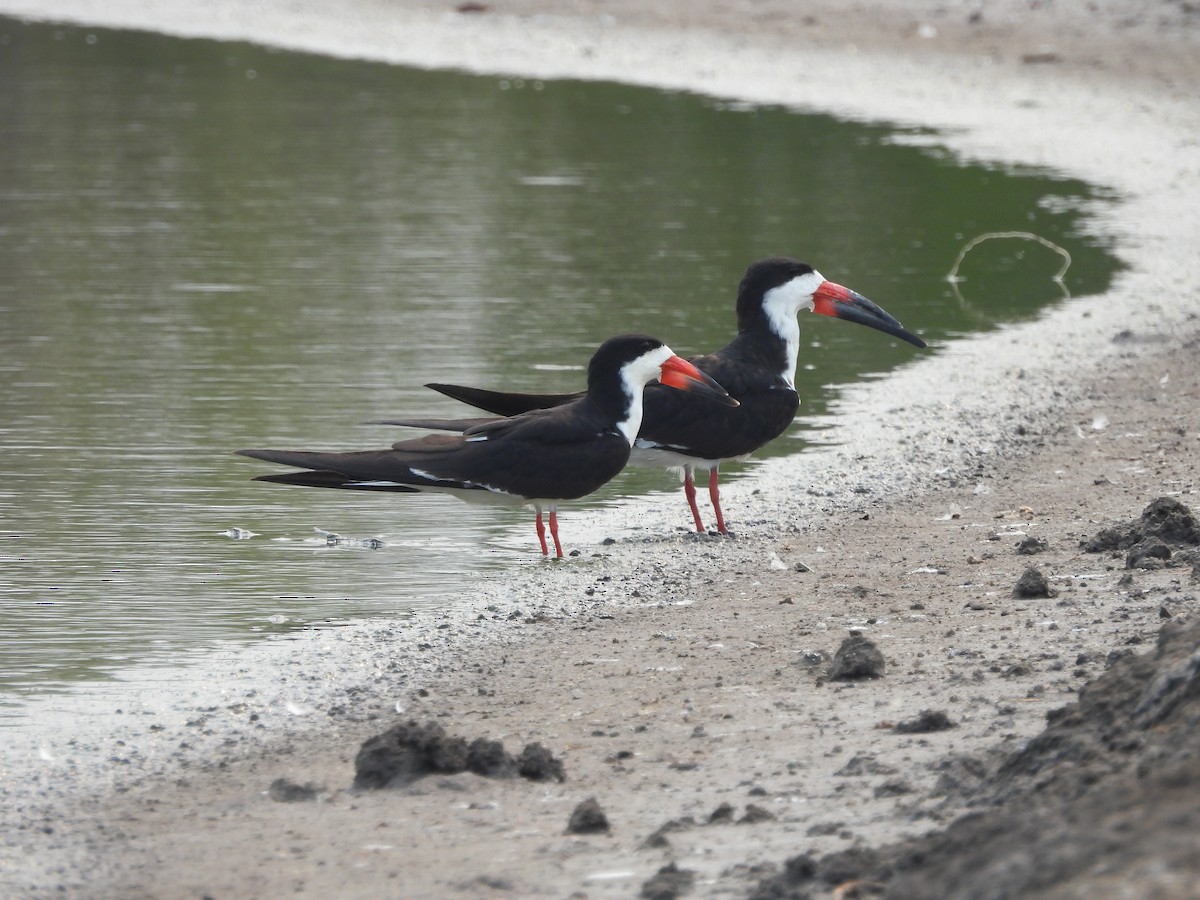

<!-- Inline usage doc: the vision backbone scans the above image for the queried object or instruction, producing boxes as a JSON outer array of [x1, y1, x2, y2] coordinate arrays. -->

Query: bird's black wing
[[635, 344, 798, 461], [426, 382, 584, 417]]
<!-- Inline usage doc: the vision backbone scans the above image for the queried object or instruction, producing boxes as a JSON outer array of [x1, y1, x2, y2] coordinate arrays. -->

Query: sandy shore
[[1, 1, 1198, 897]]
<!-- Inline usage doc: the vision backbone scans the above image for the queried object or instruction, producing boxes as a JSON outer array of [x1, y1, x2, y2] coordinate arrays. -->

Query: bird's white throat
[[615, 344, 674, 445], [762, 269, 824, 388]]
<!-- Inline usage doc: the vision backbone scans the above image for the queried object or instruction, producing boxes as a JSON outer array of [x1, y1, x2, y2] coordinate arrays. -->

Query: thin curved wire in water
[[946, 231, 1073, 323]]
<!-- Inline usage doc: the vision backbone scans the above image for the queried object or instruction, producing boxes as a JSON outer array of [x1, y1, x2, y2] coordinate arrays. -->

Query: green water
[[0, 18, 1120, 709]]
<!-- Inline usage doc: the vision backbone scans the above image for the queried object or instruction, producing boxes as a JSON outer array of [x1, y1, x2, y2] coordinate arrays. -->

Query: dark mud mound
[[827, 633, 886, 680], [640, 862, 696, 900], [267, 778, 322, 803], [353, 720, 564, 789], [749, 616, 1200, 899], [1081, 497, 1200, 554], [1012, 566, 1054, 598], [892, 709, 955, 735], [566, 797, 610, 835]]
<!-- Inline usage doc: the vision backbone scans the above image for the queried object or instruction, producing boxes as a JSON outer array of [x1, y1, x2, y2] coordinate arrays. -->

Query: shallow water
[[0, 17, 1120, 714]]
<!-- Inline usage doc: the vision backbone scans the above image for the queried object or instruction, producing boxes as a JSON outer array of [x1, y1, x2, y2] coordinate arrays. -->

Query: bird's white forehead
[[763, 269, 826, 315], [620, 343, 673, 388]]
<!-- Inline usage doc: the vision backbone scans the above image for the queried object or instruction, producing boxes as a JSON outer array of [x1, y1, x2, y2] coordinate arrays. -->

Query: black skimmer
[[235, 334, 735, 558], [416, 258, 926, 535]]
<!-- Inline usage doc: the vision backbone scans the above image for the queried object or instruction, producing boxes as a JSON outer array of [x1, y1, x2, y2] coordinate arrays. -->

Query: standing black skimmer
[[418, 258, 926, 535], [235, 334, 735, 558]]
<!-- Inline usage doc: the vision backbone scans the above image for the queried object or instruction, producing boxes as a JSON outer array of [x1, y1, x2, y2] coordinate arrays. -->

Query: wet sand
[[1, 1, 1198, 897]]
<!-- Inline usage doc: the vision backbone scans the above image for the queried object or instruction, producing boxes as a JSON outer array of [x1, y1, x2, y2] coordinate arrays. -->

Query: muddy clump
[[1016, 536, 1049, 555], [893, 709, 956, 734], [517, 741, 566, 782], [836, 754, 898, 777], [1013, 566, 1054, 598], [566, 797, 610, 834], [466, 737, 517, 777], [749, 615, 1200, 899], [267, 778, 322, 803], [739, 804, 777, 824], [1126, 536, 1172, 569], [1082, 496, 1200, 553], [827, 633, 885, 680], [353, 720, 564, 789], [640, 862, 695, 900], [708, 802, 735, 824], [640, 816, 698, 849]]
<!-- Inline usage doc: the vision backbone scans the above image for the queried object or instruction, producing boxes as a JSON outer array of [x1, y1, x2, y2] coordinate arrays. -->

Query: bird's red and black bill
[[813, 282, 927, 349], [659, 355, 740, 406]]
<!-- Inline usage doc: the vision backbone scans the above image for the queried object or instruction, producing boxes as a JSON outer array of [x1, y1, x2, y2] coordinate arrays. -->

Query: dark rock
[[1016, 536, 1049, 555], [1126, 537, 1171, 569], [836, 754, 899, 777], [708, 802, 736, 824], [738, 804, 777, 824], [640, 816, 697, 849], [566, 796, 610, 834], [806, 821, 844, 836], [874, 778, 915, 797], [459, 875, 515, 892], [517, 742, 565, 782], [1013, 567, 1054, 598], [893, 710, 956, 734], [267, 777, 320, 803], [828, 633, 886, 680], [640, 862, 695, 900]]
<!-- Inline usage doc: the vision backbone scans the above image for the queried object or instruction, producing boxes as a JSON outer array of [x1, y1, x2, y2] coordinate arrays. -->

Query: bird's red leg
[[708, 468, 728, 535], [535, 507, 549, 556], [548, 508, 564, 559], [682, 467, 706, 533]]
